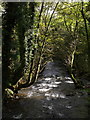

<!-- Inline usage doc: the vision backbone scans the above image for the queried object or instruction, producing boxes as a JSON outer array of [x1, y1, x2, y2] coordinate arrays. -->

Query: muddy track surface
[[3, 61, 89, 119]]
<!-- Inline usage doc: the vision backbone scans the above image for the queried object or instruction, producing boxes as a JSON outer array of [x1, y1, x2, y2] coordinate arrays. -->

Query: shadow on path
[[3, 61, 89, 119]]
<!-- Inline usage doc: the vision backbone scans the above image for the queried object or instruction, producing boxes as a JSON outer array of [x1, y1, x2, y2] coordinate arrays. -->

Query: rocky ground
[[3, 61, 89, 119]]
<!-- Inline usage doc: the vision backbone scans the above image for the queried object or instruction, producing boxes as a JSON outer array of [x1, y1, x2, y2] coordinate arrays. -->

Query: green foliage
[[5, 88, 14, 98], [2, 2, 90, 97], [83, 88, 90, 93]]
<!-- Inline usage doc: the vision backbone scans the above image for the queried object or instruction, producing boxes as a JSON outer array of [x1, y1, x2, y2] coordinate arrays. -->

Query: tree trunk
[[27, 2, 35, 64], [2, 3, 17, 90], [81, 1, 90, 75], [12, 26, 25, 85]]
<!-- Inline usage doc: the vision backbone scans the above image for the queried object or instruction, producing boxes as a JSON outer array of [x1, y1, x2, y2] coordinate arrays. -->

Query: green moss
[[5, 88, 14, 98]]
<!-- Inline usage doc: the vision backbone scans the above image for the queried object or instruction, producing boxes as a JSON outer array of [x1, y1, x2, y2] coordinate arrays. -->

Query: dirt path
[[3, 61, 89, 119]]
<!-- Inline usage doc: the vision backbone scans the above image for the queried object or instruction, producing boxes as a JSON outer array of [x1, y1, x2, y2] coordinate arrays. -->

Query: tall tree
[[2, 3, 18, 90], [12, 3, 26, 84], [81, 1, 90, 76]]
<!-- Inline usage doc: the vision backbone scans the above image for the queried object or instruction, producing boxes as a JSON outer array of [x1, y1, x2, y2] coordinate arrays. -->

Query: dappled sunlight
[[65, 81, 74, 84], [57, 77, 61, 79], [32, 86, 38, 90], [54, 81, 62, 84], [57, 76, 64, 80], [27, 92, 33, 97], [37, 83, 47, 87], [39, 88, 52, 92], [58, 113, 64, 117], [49, 84, 58, 88], [3, 1, 89, 118], [19, 72, 75, 99], [46, 97, 51, 101], [45, 93, 59, 98], [66, 105, 72, 109], [59, 93, 66, 99], [65, 77, 72, 80], [26, 75, 62, 97], [51, 93, 59, 98], [48, 106, 53, 110], [45, 92, 66, 99], [43, 104, 53, 110], [45, 78, 52, 81], [37, 83, 59, 88], [64, 76, 74, 84], [4, 61, 88, 118], [24, 73, 74, 99]]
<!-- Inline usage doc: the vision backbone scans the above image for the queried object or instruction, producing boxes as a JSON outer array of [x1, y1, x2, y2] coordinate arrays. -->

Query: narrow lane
[[3, 61, 89, 119]]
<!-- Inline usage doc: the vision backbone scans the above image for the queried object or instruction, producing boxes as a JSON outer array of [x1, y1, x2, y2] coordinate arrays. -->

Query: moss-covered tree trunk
[[27, 2, 35, 64], [2, 3, 17, 91], [12, 25, 25, 85]]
